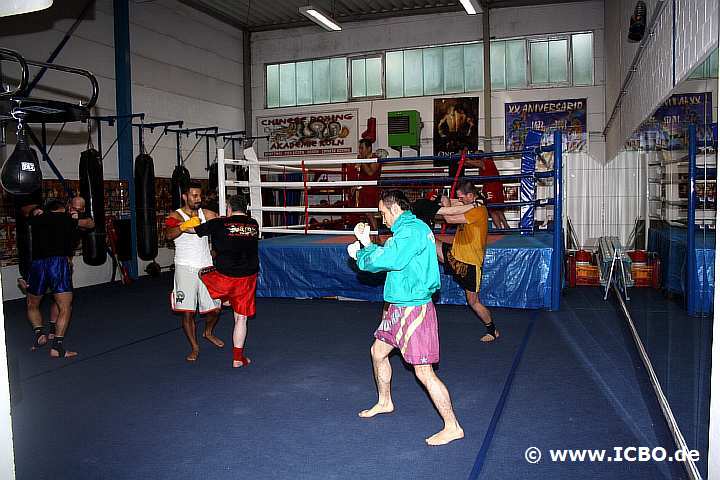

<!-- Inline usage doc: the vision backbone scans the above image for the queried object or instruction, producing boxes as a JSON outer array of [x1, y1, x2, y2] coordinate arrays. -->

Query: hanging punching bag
[[170, 164, 190, 210], [628, 1, 647, 42], [135, 153, 158, 260], [13, 189, 43, 280], [79, 148, 106, 265], [1, 129, 42, 195], [208, 162, 219, 194]]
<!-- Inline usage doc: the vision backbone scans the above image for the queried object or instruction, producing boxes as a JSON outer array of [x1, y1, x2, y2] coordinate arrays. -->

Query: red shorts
[[199, 268, 257, 316], [483, 182, 505, 203]]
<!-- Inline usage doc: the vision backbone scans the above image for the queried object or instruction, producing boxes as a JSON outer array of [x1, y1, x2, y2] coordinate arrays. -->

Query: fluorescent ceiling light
[[299, 5, 342, 31], [459, 0, 482, 15], [1, 0, 53, 17]]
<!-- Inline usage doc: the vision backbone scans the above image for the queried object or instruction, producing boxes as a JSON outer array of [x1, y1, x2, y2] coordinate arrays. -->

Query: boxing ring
[[217, 131, 565, 310]]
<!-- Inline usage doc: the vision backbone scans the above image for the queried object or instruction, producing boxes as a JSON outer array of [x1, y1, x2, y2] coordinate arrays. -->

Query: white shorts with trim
[[171, 264, 221, 314]]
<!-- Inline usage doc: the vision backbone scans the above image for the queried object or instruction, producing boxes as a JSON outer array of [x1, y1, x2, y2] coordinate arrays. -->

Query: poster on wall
[[256, 109, 358, 157], [433, 97, 480, 164], [628, 92, 713, 151], [504, 98, 587, 153]]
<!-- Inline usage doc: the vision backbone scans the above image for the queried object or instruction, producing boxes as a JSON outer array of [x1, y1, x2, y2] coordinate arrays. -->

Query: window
[[403, 49, 423, 97], [266, 64, 279, 108], [385, 51, 404, 98], [350, 55, 383, 98], [443, 45, 465, 93], [464, 43, 483, 91], [265, 32, 594, 107], [530, 38, 569, 85], [490, 41, 506, 89], [423, 47, 443, 95], [505, 39, 527, 89], [265, 57, 348, 108], [572, 33, 593, 85]]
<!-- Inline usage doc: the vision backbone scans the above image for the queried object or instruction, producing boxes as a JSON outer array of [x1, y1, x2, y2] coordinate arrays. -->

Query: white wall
[[604, 0, 719, 159], [0, 0, 244, 300], [251, 1, 607, 248]]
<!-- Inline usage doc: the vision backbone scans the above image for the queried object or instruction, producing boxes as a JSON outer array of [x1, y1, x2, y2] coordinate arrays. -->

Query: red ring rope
[[441, 148, 467, 234]]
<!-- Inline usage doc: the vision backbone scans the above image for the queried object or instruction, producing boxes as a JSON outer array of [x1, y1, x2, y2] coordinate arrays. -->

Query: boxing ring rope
[[217, 130, 565, 309]]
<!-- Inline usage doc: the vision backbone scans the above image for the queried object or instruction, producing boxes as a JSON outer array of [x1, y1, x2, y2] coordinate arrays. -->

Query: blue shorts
[[27, 256, 73, 296]]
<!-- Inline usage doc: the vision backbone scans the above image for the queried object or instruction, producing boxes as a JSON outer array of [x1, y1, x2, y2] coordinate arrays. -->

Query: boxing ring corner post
[[686, 125, 697, 314], [551, 130, 564, 311]]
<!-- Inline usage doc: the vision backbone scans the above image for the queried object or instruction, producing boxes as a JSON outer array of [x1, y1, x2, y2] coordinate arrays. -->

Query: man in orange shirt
[[436, 179, 499, 342]]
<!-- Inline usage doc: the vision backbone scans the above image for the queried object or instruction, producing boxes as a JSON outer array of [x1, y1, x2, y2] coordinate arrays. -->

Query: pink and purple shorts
[[374, 301, 439, 365]]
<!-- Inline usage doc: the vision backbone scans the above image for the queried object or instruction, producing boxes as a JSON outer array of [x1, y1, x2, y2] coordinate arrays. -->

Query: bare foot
[[425, 425, 464, 446], [203, 333, 225, 348], [358, 402, 394, 418], [232, 357, 251, 368], [186, 350, 199, 362], [50, 348, 78, 358], [481, 328, 500, 343], [31, 334, 48, 351]]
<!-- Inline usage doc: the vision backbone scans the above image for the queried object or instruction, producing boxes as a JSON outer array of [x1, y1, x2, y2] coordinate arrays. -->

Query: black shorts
[[441, 242, 479, 292]]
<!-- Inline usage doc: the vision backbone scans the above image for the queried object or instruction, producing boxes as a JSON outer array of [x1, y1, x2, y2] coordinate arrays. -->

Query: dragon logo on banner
[[257, 110, 358, 157]]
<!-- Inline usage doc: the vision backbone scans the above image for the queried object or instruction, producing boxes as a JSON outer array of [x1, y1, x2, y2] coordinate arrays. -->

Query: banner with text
[[257, 110, 358, 157], [505, 98, 587, 153]]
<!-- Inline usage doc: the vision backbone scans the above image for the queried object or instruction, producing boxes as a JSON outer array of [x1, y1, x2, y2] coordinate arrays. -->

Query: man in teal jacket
[[347, 190, 464, 446]]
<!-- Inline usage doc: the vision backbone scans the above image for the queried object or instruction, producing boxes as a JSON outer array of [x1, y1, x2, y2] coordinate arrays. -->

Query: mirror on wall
[[621, 47, 718, 478]]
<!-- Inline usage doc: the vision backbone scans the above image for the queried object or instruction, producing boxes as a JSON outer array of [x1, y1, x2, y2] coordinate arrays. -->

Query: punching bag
[[134, 153, 157, 260], [1, 130, 42, 195], [79, 148, 106, 265], [208, 162, 219, 194], [628, 1, 647, 42], [13, 189, 42, 280], [170, 164, 190, 210]]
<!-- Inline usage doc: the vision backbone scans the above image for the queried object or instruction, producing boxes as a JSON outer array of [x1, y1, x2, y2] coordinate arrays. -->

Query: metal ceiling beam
[[178, 0, 250, 30], [247, 4, 462, 32]]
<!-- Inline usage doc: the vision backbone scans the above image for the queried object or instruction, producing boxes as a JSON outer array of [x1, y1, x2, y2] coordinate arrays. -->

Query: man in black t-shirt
[[193, 195, 259, 368], [26, 199, 94, 358]]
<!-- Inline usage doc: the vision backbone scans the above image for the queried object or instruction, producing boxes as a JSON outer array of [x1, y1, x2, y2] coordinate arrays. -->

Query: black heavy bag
[[79, 148, 107, 265], [170, 164, 190, 210], [1, 134, 42, 195], [628, 1, 647, 42], [13, 189, 42, 280], [134, 153, 158, 260], [208, 162, 219, 194]]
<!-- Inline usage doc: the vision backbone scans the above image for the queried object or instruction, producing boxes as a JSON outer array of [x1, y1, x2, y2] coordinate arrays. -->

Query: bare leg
[[49, 300, 59, 340], [435, 239, 445, 263], [50, 292, 77, 358], [202, 310, 224, 348], [414, 364, 464, 446], [490, 210, 510, 230], [26, 293, 46, 348], [182, 312, 199, 361], [465, 290, 499, 342], [359, 339, 395, 418], [232, 312, 250, 368]]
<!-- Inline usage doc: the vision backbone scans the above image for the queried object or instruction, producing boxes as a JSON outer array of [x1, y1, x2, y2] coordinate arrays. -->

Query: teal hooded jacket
[[356, 211, 440, 306]]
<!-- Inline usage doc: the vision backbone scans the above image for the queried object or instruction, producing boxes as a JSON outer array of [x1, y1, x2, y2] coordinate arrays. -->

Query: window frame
[[527, 35, 572, 88], [348, 52, 385, 101]]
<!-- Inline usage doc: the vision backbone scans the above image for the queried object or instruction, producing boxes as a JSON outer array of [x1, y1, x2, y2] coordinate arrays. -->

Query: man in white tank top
[[164, 181, 222, 361]]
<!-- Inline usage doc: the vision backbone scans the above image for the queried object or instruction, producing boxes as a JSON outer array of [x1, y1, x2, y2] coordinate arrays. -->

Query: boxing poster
[[257, 109, 358, 157], [433, 97, 480, 165], [627, 92, 713, 151], [505, 98, 587, 153]]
